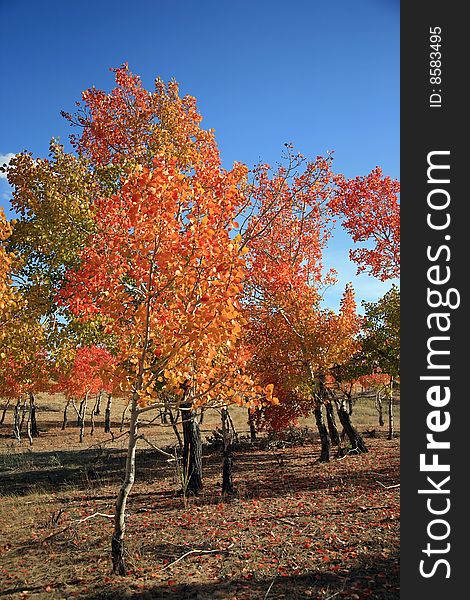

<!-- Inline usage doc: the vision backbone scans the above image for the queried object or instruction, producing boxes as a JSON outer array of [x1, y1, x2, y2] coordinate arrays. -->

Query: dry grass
[[0, 391, 400, 458], [0, 393, 399, 599]]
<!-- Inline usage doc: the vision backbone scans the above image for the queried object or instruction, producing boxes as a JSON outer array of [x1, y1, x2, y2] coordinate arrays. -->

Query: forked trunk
[[19, 398, 28, 432], [226, 409, 239, 443], [325, 402, 341, 446], [336, 398, 368, 454], [111, 394, 139, 575], [314, 404, 330, 462], [77, 397, 85, 427], [181, 401, 203, 495]]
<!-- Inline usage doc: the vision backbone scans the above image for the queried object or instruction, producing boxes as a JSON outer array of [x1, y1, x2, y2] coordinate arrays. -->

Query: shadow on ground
[[93, 552, 399, 599], [0, 552, 399, 599], [0, 437, 398, 502]]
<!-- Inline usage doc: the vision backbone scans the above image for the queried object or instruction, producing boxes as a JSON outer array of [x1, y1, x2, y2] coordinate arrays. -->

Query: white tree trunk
[[111, 394, 139, 575]]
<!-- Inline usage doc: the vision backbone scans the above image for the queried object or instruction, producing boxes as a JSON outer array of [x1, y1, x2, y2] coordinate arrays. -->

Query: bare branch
[[162, 543, 234, 571]]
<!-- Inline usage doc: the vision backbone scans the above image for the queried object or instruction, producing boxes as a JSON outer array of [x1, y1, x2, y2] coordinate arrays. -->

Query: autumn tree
[[60, 65, 250, 484], [62, 64, 221, 177], [329, 167, 400, 439], [55, 61, 282, 573], [330, 167, 400, 281], [0, 209, 18, 355], [55, 345, 115, 441], [237, 150, 366, 461], [0, 208, 52, 441], [361, 285, 400, 438], [5, 142, 97, 328]]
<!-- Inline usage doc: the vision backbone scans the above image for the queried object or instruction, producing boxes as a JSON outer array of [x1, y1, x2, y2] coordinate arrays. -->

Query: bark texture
[[181, 401, 203, 495]]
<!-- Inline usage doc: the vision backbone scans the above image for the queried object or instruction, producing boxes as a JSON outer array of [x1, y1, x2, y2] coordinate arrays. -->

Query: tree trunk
[[104, 394, 112, 433], [247, 409, 257, 442], [79, 393, 88, 443], [387, 377, 394, 440], [226, 409, 239, 443], [0, 399, 10, 425], [111, 394, 139, 575], [19, 398, 28, 432], [336, 399, 368, 454], [314, 404, 330, 462], [221, 408, 234, 495], [168, 407, 183, 450], [375, 391, 385, 427], [29, 393, 39, 438], [94, 390, 102, 415], [347, 394, 353, 416], [90, 406, 95, 436], [70, 398, 80, 424], [13, 399, 21, 441], [77, 397, 85, 427], [181, 401, 203, 495], [26, 405, 33, 446], [325, 402, 341, 446], [62, 398, 70, 430]]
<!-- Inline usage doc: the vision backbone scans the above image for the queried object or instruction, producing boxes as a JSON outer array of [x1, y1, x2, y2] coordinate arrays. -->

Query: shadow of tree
[[0, 439, 398, 502], [75, 552, 400, 599]]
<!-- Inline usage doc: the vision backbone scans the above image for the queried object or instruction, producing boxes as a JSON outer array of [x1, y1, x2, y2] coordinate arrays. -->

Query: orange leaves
[[58, 69, 251, 409], [238, 150, 370, 430]]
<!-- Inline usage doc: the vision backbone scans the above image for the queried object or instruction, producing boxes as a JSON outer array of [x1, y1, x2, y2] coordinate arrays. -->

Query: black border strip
[[401, 3, 466, 597]]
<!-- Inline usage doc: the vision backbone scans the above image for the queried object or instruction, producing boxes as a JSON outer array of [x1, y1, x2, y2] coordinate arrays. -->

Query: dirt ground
[[0, 394, 400, 599]]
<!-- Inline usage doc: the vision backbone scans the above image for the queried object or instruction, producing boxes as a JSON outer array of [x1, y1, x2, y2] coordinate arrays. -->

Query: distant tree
[[361, 285, 400, 438]]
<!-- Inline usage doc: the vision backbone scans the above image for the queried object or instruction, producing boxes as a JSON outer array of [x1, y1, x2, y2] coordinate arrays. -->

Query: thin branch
[[376, 481, 400, 489], [73, 512, 114, 523], [138, 434, 178, 460], [162, 543, 234, 571]]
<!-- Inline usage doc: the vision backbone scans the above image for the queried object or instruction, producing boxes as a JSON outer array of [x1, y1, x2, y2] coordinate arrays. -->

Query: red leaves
[[330, 167, 400, 281], [55, 345, 115, 399]]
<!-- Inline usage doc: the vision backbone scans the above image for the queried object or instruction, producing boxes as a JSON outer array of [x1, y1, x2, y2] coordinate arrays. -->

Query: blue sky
[[0, 0, 399, 310]]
